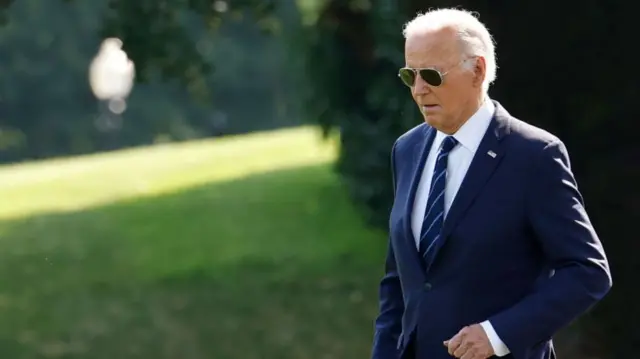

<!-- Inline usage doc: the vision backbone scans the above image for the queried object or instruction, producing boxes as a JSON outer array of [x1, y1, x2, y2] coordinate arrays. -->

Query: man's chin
[[422, 114, 441, 127]]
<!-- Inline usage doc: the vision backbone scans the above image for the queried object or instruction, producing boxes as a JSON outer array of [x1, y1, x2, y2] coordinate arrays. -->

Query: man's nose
[[413, 74, 431, 95]]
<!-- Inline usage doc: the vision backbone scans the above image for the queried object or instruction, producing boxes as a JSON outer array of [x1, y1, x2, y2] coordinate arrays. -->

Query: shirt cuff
[[480, 320, 510, 357]]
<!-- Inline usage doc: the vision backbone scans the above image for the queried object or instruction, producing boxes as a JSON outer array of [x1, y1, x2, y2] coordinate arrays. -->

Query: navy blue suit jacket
[[371, 101, 611, 359]]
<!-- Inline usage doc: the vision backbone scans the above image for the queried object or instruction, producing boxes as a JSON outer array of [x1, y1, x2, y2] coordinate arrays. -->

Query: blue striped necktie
[[419, 135, 458, 265]]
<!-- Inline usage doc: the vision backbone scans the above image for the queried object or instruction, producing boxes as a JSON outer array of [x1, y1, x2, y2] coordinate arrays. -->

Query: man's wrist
[[480, 320, 510, 357]]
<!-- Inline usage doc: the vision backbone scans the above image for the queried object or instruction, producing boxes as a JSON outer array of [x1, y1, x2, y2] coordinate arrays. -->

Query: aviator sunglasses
[[398, 58, 472, 87]]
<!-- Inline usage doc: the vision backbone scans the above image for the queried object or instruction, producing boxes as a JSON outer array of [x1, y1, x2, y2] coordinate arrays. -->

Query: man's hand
[[443, 324, 494, 359]]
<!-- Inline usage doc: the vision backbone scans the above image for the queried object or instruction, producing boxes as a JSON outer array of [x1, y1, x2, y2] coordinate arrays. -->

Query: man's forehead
[[405, 27, 458, 52], [404, 29, 460, 66]]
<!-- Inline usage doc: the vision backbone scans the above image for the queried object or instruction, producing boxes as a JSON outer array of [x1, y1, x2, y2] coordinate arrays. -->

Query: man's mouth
[[421, 104, 440, 112]]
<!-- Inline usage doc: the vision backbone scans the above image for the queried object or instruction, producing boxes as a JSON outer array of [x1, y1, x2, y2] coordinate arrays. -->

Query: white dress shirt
[[410, 98, 510, 357]]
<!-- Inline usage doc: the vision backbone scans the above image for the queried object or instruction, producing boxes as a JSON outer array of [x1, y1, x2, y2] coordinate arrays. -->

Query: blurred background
[[0, 0, 636, 358]]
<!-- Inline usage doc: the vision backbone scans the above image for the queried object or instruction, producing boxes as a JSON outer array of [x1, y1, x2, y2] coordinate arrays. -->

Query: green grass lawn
[[0, 126, 387, 359]]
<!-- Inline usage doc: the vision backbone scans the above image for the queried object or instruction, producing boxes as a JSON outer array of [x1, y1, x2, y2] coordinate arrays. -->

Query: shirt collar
[[434, 98, 495, 154]]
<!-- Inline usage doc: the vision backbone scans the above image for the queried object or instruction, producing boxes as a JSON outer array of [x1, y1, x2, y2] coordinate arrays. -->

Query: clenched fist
[[443, 324, 494, 359]]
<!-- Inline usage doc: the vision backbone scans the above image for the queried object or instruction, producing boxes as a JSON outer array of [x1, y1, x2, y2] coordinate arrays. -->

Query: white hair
[[402, 8, 497, 93]]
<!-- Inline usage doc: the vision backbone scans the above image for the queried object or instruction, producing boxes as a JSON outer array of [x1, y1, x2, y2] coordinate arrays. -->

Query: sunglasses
[[398, 58, 473, 87], [398, 67, 449, 87]]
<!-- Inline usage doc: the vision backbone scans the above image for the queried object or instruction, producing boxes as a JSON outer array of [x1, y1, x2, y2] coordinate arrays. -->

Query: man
[[371, 8, 611, 359]]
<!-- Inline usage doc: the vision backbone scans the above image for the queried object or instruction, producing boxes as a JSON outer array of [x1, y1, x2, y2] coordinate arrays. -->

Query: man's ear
[[473, 56, 486, 88]]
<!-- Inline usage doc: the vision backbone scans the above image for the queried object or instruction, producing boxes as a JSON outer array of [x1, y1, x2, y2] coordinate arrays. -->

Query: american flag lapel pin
[[487, 150, 496, 158]]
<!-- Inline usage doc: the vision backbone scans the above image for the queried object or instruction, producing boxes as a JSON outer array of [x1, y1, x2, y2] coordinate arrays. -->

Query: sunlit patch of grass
[[0, 126, 386, 359]]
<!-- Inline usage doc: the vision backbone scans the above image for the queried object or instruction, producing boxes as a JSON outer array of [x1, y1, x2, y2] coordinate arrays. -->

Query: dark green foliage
[[300, 1, 420, 226], [99, 0, 277, 99], [299, 0, 637, 357], [0, 0, 296, 163]]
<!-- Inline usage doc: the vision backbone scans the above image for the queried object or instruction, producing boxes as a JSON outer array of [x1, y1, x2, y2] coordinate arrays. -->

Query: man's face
[[404, 28, 484, 134]]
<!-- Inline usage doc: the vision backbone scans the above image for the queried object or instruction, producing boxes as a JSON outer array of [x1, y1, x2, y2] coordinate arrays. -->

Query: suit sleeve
[[488, 139, 612, 359], [371, 141, 405, 359]]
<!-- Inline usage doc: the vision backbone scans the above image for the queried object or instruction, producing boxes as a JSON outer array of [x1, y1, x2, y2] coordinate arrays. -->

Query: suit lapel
[[429, 102, 512, 266], [403, 125, 436, 267]]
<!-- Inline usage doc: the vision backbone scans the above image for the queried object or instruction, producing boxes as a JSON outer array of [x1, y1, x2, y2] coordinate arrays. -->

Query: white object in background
[[89, 38, 135, 114]]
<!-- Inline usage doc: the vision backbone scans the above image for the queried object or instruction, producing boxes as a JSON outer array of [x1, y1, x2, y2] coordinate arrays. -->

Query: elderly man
[[371, 8, 611, 359]]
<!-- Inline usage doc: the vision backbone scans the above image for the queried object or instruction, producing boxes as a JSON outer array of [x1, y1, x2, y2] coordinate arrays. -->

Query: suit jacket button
[[424, 282, 432, 290]]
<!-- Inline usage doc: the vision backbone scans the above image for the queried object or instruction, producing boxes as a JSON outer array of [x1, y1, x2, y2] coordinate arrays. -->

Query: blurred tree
[[97, 0, 277, 99], [0, 0, 276, 91], [0, 0, 301, 163]]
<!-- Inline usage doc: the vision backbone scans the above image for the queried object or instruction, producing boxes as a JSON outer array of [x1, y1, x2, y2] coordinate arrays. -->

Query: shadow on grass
[[0, 163, 387, 359]]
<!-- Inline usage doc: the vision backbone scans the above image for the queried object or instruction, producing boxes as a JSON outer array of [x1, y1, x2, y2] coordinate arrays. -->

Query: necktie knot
[[440, 136, 458, 154]]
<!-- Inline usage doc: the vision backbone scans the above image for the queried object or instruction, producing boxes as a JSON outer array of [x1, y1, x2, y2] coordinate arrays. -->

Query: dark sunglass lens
[[419, 69, 443, 86], [398, 69, 416, 87]]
